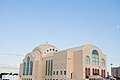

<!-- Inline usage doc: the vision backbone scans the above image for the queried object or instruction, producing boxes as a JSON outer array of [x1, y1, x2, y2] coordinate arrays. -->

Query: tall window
[[103, 70, 105, 78], [48, 60, 50, 76], [85, 68, 90, 78], [30, 61, 33, 75], [85, 56, 90, 64], [53, 71, 55, 75], [101, 69, 104, 77], [101, 58, 105, 66], [64, 71, 66, 75], [45, 61, 48, 75], [23, 62, 26, 75], [26, 57, 30, 75], [56, 71, 58, 75], [92, 50, 99, 65], [50, 60, 53, 76], [60, 71, 62, 75]]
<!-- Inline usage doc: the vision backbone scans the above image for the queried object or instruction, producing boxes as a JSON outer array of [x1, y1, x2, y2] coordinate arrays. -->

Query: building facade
[[19, 44, 107, 80], [111, 66, 120, 78]]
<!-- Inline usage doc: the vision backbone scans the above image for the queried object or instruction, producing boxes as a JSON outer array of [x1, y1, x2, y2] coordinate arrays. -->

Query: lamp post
[[111, 64, 113, 76], [111, 64, 113, 68]]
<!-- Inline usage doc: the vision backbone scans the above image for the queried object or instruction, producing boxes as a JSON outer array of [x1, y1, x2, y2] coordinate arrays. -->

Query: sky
[[0, 0, 120, 73]]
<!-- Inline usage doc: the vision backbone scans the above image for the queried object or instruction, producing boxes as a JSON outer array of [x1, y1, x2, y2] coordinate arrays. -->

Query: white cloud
[[117, 25, 120, 29], [0, 64, 19, 73]]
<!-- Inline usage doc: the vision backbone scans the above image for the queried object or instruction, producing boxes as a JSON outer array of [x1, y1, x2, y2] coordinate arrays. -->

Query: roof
[[31, 44, 59, 57]]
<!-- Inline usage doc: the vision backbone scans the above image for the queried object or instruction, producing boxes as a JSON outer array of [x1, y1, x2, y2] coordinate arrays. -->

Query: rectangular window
[[64, 71, 66, 75], [71, 73, 72, 79], [53, 71, 55, 75], [88, 68, 90, 75], [60, 71, 62, 75], [56, 71, 58, 75]]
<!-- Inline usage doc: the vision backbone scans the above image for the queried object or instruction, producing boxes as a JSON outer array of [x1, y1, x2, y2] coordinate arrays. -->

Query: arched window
[[23, 62, 26, 75], [26, 57, 30, 75], [85, 56, 90, 64], [92, 50, 99, 65], [101, 58, 105, 66], [30, 61, 33, 75]]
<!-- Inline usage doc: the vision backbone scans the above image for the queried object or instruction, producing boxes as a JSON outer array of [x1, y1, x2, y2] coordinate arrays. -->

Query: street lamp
[[110, 63, 113, 76], [111, 64, 113, 68]]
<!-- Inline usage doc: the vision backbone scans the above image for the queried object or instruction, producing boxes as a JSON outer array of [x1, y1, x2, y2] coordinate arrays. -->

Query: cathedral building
[[19, 44, 107, 80]]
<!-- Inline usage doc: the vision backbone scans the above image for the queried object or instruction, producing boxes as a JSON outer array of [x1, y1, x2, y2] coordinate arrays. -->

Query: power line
[[0, 67, 19, 70], [0, 53, 24, 56]]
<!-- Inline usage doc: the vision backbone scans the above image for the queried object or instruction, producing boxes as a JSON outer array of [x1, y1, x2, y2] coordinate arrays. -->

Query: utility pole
[[111, 63, 113, 76]]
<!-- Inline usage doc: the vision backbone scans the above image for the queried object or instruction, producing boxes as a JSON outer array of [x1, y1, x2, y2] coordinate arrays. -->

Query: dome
[[32, 44, 59, 57]]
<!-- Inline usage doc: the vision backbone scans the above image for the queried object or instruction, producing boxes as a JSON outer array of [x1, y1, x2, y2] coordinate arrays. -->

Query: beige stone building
[[19, 44, 107, 80], [111, 66, 120, 78]]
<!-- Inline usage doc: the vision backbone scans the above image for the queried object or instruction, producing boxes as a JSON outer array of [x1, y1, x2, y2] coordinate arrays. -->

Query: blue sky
[[0, 0, 120, 73]]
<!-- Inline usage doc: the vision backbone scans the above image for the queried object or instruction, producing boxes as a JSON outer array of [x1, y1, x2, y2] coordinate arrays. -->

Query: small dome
[[32, 44, 59, 57]]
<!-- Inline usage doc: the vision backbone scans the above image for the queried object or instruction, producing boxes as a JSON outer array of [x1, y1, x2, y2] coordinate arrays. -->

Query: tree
[[9, 73, 12, 75], [13, 73, 18, 76], [0, 73, 2, 78]]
